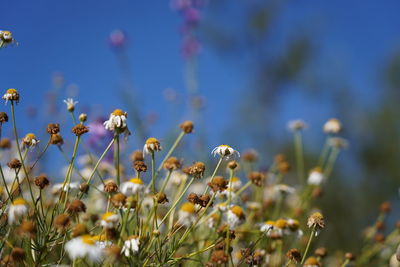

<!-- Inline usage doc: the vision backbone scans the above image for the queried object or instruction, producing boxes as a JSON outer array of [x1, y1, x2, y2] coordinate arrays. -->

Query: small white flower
[[63, 98, 78, 112], [2, 88, 19, 104], [178, 203, 197, 227], [259, 220, 275, 232], [120, 178, 145, 196], [307, 168, 326, 186], [226, 206, 245, 229], [8, 198, 28, 224], [143, 137, 162, 156], [22, 133, 40, 148], [121, 236, 140, 257], [323, 118, 342, 134], [52, 182, 80, 194], [169, 170, 188, 186], [227, 177, 242, 191], [274, 184, 296, 195], [288, 120, 306, 132], [100, 212, 119, 229], [104, 109, 129, 133], [218, 188, 239, 203], [211, 145, 240, 160], [65, 235, 103, 262]]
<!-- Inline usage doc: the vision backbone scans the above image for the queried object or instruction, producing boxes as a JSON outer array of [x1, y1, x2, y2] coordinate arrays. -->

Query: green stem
[[114, 134, 120, 186], [203, 157, 223, 195], [294, 130, 305, 185], [301, 225, 316, 265]]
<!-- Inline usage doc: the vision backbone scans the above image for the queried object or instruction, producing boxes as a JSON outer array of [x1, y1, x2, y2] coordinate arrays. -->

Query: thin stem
[[114, 134, 120, 186], [294, 130, 305, 185], [301, 225, 316, 265], [151, 151, 156, 193], [203, 157, 223, 195], [323, 147, 340, 178], [155, 131, 185, 179]]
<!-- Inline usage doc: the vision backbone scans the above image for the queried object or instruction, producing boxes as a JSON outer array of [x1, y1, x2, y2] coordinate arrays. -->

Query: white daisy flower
[[143, 137, 162, 156], [218, 188, 239, 203], [178, 202, 197, 227], [207, 213, 220, 229], [307, 167, 326, 186], [65, 235, 103, 262], [227, 177, 242, 191], [100, 212, 119, 229], [169, 170, 188, 186], [2, 88, 19, 104], [260, 220, 275, 232], [121, 236, 140, 257], [63, 98, 78, 112], [8, 198, 28, 224], [288, 120, 306, 132], [92, 235, 112, 249], [104, 109, 129, 133], [211, 145, 240, 160], [52, 182, 80, 194], [323, 118, 342, 134], [287, 218, 303, 238], [274, 184, 296, 195], [227, 206, 245, 229], [22, 133, 40, 148], [120, 178, 145, 196]]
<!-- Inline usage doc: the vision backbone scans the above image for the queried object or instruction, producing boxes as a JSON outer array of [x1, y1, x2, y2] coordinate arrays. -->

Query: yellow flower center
[[219, 144, 231, 148], [112, 109, 124, 116], [180, 202, 195, 213], [146, 137, 159, 145], [12, 198, 26, 206], [6, 88, 17, 94], [81, 235, 95, 245], [102, 212, 116, 221], [129, 178, 143, 185], [275, 219, 287, 229], [231, 177, 239, 182], [311, 167, 322, 173], [265, 220, 275, 226], [25, 133, 36, 140], [230, 206, 244, 218], [92, 234, 106, 242]]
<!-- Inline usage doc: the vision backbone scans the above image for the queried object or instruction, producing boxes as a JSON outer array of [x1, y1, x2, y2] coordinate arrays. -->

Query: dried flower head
[[211, 250, 228, 265], [307, 212, 325, 232], [208, 176, 228, 192], [17, 220, 36, 237], [3, 88, 20, 104], [155, 192, 169, 204], [133, 160, 147, 173], [303, 256, 321, 267], [131, 150, 144, 162], [315, 247, 327, 258], [7, 158, 21, 169], [71, 223, 88, 237], [380, 201, 391, 213], [50, 133, 64, 146], [79, 183, 90, 194], [163, 157, 182, 171], [227, 160, 238, 170], [242, 149, 258, 162], [186, 161, 206, 178], [47, 123, 60, 135], [0, 30, 16, 47], [104, 181, 118, 193], [54, 214, 70, 230], [0, 112, 8, 123], [72, 124, 89, 136], [180, 120, 194, 133], [111, 193, 127, 208], [247, 171, 265, 187], [286, 248, 302, 263], [67, 199, 87, 214], [10, 248, 25, 263], [34, 175, 50, 189], [0, 138, 11, 149]]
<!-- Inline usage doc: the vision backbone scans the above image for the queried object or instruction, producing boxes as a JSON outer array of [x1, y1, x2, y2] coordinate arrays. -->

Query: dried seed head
[[125, 196, 137, 209], [198, 194, 212, 207], [187, 162, 206, 178], [50, 133, 64, 146], [375, 221, 385, 231], [242, 149, 258, 162], [17, 221, 36, 237], [307, 212, 325, 229], [163, 157, 182, 171], [79, 113, 87, 122], [247, 172, 265, 187], [46, 123, 60, 135], [133, 160, 147, 173], [67, 199, 86, 214], [104, 181, 118, 193], [180, 120, 194, 134], [10, 248, 25, 262], [187, 193, 199, 204], [314, 247, 327, 258], [211, 250, 228, 265], [227, 160, 238, 170], [0, 138, 11, 149], [54, 214, 70, 230], [71, 223, 88, 237], [0, 112, 8, 123], [7, 158, 21, 169], [131, 150, 144, 162], [208, 176, 228, 192], [111, 193, 127, 208], [79, 183, 90, 194], [274, 154, 287, 163], [155, 192, 169, 204], [277, 161, 290, 174], [34, 175, 50, 189], [286, 248, 302, 263], [217, 225, 236, 239], [380, 201, 391, 213], [71, 124, 89, 136]]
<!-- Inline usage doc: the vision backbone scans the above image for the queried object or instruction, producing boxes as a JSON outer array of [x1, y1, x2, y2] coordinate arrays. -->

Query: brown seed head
[[303, 256, 321, 267], [79, 183, 90, 193], [163, 157, 182, 171], [10, 248, 25, 262], [286, 248, 302, 263], [380, 201, 391, 213], [211, 250, 228, 265], [131, 150, 144, 162], [242, 149, 258, 162], [227, 160, 238, 170], [198, 194, 213, 207], [47, 123, 60, 135], [133, 160, 147, 173], [104, 181, 118, 193], [374, 233, 385, 243], [111, 193, 127, 208], [187, 193, 199, 204], [50, 133, 64, 146], [278, 161, 291, 174], [180, 120, 194, 134], [208, 176, 228, 192], [155, 192, 169, 204], [71, 223, 88, 237], [7, 158, 21, 169], [307, 212, 325, 229], [314, 247, 327, 258], [34, 175, 50, 189], [17, 221, 36, 237], [72, 124, 89, 136], [0, 138, 11, 149], [187, 162, 206, 178], [247, 171, 265, 187], [67, 199, 86, 214], [0, 112, 8, 123]]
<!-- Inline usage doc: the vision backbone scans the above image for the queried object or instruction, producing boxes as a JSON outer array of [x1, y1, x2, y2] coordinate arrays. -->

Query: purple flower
[[109, 29, 127, 50]]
